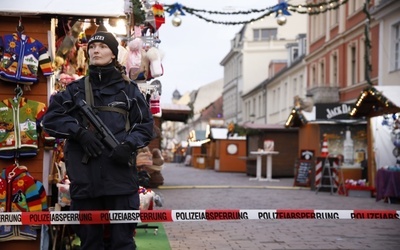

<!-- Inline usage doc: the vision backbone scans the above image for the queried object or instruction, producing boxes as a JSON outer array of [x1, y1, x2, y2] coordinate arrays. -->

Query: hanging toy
[[152, 3, 165, 30]]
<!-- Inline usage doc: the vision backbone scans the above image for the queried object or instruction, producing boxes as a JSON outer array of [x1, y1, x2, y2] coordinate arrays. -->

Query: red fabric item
[[150, 95, 160, 114]]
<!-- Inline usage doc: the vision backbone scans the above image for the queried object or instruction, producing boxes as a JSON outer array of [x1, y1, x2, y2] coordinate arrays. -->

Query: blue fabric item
[[40, 225, 50, 250]]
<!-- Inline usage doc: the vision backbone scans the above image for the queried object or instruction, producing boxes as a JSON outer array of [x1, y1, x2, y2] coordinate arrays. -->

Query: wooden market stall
[[209, 128, 247, 172], [350, 86, 400, 202], [243, 123, 299, 178], [0, 1, 129, 249], [286, 103, 368, 190]]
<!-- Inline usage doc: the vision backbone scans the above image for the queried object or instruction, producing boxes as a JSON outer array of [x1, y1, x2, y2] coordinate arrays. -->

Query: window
[[359, 37, 366, 82], [272, 90, 276, 112], [348, 1, 363, 15], [277, 87, 281, 111], [331, 52, 338, 87], [319, 60, 325, 85], [299, 75, 304, 96], [283, 82, 287, 109], [330, 8, 339, 27], [253, 28, 277, 41], [348, 44, 357, 86], [311, 65, 316, 87], [262, 92, 266, 116], [252, 98, 256, 118], [293, 48, 299, 60], [393, 22, 400, 71]]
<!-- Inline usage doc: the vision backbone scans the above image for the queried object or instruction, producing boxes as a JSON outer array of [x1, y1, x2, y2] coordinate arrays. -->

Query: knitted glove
[[75, 129, 104, 158], [111, 142, 134, 164]]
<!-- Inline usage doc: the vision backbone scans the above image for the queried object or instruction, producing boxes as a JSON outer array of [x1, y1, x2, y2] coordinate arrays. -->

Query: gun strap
[[84, 76, 130, 131], [84, 76, 95, 106]]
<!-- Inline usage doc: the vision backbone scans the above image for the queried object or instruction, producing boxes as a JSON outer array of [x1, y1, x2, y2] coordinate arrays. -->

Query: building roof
[[192, 79, 223, 121]]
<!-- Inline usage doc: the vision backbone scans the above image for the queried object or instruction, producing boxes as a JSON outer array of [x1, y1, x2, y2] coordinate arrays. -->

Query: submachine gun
[[77, 99, 119, 163]]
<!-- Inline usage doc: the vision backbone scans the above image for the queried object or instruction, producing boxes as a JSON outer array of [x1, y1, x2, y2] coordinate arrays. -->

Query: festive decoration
[[166, 3, 186, 16], [285, 107, 307, 128], [162, 0, 348, 26], [172, 12, 182, 27], [131, 0, 146, 25], [362, 0, 373, 85], [350, 87, 400, 118], [276, 11, 287, 26]]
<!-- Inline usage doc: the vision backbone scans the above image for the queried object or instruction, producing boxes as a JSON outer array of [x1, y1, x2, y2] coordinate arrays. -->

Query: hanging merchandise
[[0, 19, 53, 84], [152, 2, 165, 30], [126, 38, 146, 80], [0, 87, 47, 159], [55, 20, 84, 65], [147, 46, 164, 78], [0, 164, 47, 241], [150, 90, 161, 116]]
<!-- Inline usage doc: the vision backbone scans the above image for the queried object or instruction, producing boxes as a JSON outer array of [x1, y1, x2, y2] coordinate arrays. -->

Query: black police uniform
[[43, 63, 154, 249]]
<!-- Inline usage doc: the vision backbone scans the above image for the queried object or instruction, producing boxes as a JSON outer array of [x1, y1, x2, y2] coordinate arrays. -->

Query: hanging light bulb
[[172, 12, 182, 27], [276, 10, 287, 26]]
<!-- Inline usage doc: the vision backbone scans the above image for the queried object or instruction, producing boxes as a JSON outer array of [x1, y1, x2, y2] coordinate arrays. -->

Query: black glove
[[75, 129, 104, 158], [110, 142, 134, 164]]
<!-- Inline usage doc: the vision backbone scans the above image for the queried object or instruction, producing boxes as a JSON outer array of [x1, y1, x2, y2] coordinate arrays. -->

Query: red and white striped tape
[[1, 209, 399, 225]]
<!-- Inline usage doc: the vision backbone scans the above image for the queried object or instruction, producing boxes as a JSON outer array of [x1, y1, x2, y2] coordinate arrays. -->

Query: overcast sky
[[156, 0, 280, 104]]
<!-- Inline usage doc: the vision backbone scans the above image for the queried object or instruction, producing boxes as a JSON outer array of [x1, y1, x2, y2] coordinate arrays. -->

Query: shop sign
[[316, 103, 354, 120]]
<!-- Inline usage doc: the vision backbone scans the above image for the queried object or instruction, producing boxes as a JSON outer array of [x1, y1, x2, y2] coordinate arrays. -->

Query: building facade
[[220, 12, 308, 125]]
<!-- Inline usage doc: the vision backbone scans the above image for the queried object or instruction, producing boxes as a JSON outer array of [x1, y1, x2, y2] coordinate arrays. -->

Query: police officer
[[42, 31, 154, 250]]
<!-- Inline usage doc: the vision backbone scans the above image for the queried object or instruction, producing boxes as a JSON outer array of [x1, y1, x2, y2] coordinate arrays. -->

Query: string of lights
[[162, 0, 348, 26]]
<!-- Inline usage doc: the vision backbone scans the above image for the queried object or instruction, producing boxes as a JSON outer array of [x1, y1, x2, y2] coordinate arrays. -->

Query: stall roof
[[210, 128, 228, 139], [161, 103, 192, 122], [350, 86, 400, 118], [0, 0, 128, 17], [242, 123, 292, 131]]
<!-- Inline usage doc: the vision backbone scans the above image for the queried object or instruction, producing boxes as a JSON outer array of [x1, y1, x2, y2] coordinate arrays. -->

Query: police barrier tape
[[0, 209, 399, 225]]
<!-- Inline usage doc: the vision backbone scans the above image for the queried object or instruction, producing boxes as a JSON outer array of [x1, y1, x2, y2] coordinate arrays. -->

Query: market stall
[[0, 1, 163, 249], [207, 128, 247, 172], [285, 102, 368, 190], [350, 86, 400, 202]]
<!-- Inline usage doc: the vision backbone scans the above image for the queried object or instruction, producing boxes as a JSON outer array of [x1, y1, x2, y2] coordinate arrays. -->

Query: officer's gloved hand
[[75, 128, 104, 158], [110, 142, 134, 164]]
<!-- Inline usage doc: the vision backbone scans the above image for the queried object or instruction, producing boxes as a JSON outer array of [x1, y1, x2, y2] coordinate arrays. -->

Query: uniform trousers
[[71, 193, 139, 250]]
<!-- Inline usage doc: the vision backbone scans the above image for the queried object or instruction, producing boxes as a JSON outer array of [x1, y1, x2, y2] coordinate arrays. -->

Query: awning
[[242, 123, 290, 130], [0, 0, 129, 18], [350, 86, 400, 118], [161, 103, 192, 122]]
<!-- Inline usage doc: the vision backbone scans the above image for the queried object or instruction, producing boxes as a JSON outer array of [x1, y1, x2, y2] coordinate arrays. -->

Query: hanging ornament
[[276, 11, 287, 26], [172, 12, 182, 27], [272, 0, 291, 26]]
